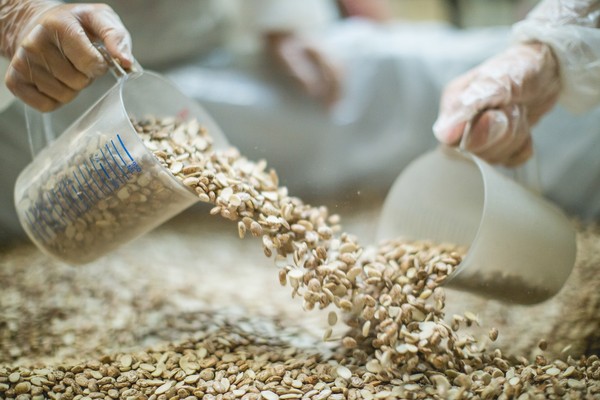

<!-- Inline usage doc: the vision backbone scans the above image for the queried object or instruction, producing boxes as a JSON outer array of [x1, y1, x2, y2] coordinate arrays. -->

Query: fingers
[[6, 3, 133, 112], [77, 4, 133, 69], [433, 71, 511, 145], [304, 47, 342, 108], [269, 33, 342, 108], [46, 4, 133, 76], [433, 73, 482, 145], [5, 65, 59, 112], [433, 118, 468, 146], [21, 33, 91, 90], [278, 42, 318, 96], [462, 105, 533, 166], [463, 109, 512, 155], [7, 52, 78, 104], [42, 11, 107, 78], [433, 43, 559, 167]]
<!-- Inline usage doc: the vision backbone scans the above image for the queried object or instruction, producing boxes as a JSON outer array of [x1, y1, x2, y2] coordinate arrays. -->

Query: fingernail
[[486, 110, 509, 145], [117, 40, 133, 64], [432, 117, 449, 142]]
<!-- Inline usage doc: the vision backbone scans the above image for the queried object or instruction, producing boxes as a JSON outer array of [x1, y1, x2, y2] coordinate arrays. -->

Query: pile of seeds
[[1, 310, 598, 400], [1, 115, 598, 399]]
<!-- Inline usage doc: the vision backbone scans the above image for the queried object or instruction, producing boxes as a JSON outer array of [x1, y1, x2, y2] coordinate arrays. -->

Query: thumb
[[80, 6, 133, 69]]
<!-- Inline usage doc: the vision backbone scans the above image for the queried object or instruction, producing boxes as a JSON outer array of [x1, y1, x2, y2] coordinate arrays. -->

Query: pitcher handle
[[458, 118, 542, 194], [25, 42, 143, 157]]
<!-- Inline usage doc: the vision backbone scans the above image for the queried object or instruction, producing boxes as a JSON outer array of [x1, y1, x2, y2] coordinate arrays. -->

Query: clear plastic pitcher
[[377, 146, 577, 305], [14, 52, 227, 265]]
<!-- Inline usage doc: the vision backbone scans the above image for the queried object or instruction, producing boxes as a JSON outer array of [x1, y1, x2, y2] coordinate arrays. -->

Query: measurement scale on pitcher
[[23, 133, 142, 243]]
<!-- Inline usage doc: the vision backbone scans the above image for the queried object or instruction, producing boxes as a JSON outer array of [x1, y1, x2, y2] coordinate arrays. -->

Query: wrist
[[525, 41, 561, 101]]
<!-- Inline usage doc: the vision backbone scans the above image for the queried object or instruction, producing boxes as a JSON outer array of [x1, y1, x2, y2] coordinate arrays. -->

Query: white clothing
[[513, 0, 600, 113]]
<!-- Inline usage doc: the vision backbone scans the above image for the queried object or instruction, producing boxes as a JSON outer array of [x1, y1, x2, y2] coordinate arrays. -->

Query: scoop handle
[[25, 43, 143, 157], [458, 119, 541, 193]]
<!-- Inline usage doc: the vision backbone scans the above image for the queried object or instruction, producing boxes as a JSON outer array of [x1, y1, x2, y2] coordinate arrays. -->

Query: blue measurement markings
[[26, 209, 48, 242], [57, 181, 80, 220], [46, 191, 67, 226], [84, 160, 108, 196], [117, 134, 141, 174], [25, 133, 143, 243], [78, 164, 100, 201], [99, 147, 123, 189], [88, 133, 142, 194], [73, 169, 93, 209]]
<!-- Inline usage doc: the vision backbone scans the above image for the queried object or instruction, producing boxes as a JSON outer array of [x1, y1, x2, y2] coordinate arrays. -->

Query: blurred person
[[184, 4, 512, 202], [433, 0, 600, 220]]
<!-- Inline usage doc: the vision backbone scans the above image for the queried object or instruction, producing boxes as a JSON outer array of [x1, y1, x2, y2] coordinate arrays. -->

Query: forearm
[[0, 0, 61, 58]]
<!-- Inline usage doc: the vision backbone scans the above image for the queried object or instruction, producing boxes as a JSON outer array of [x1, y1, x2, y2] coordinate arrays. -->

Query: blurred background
[[388, 0, 538, 27]]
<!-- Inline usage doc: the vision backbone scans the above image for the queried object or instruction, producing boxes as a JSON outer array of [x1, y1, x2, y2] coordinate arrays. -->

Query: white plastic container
[[377, 146, 577, 304]]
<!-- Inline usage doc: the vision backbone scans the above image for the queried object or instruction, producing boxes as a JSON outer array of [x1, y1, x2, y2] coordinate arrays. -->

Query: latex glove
[[266, 32, 342, 109], [433, 43, 560, 167], [0, 1, 132, 112]]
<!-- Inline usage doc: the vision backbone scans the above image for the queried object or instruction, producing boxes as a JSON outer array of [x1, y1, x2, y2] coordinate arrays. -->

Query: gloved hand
[[433, 42, 561, 166], [0, 1, 132, 112], [266, 32, 342, 109]]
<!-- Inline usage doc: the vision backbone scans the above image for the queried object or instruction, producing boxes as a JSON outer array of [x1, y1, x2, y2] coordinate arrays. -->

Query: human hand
[[2, 1, 132, 112], [266, 32, 342, 109], [433, 43, 560, 167]]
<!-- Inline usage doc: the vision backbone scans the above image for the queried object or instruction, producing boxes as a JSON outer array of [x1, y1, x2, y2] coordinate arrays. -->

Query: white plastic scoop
[[376, 123, 577, 304]]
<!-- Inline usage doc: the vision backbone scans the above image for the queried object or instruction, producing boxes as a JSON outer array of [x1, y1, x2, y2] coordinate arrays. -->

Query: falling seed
[[328, 311, 338, 326]]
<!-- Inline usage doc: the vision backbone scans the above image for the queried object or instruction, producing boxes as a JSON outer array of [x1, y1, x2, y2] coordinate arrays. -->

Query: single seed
[[238, 221, 246, 239], [336, 365, 352, 380], [261, 390, 279, 400], [155, 381, 173, 395], [328, 311, 338, 326], [342, 336, 357, 349]]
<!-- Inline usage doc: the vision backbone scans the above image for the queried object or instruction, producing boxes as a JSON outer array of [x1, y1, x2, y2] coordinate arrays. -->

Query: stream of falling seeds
[[137, 116, 465, 375], [136, 116, 598, 395]]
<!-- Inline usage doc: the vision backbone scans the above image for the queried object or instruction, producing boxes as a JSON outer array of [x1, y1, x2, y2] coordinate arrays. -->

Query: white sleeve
[[512, 0, 600, 113], [0, 58, 14, 112], [241, 0, 338, 34]]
